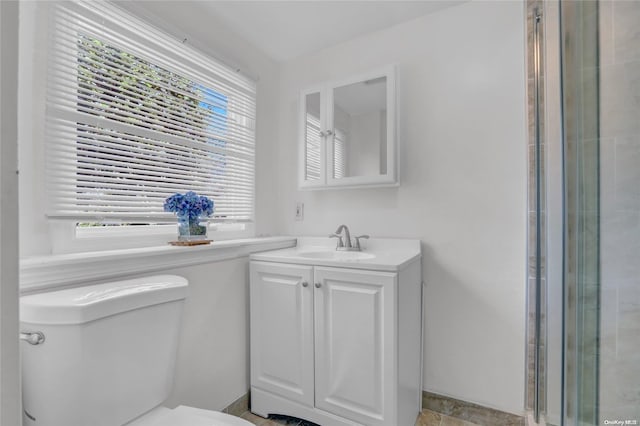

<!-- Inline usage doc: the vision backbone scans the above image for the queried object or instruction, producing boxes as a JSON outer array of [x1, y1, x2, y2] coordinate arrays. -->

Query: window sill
[[20, 236, 296, 293]]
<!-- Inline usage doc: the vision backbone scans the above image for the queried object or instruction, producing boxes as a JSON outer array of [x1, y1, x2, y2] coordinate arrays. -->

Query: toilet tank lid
[[20, 275, 188, 325]]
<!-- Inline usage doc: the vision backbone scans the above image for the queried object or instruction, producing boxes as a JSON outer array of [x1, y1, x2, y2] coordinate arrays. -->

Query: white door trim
[[0, 1, 22, 424]]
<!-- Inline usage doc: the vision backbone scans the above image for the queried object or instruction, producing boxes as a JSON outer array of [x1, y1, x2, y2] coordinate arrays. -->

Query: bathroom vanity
[[249, 237, 422, 426]]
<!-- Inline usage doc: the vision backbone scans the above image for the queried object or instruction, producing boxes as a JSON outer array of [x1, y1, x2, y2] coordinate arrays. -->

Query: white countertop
[[250, 237, 421, 272]]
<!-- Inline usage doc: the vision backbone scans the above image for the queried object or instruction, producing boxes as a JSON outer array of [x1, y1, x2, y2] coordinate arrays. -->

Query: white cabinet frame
[[298, 65, 399, 190]]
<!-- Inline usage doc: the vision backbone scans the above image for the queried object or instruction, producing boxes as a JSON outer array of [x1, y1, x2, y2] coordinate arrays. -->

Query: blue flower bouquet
[[164, 191, 214, 241]]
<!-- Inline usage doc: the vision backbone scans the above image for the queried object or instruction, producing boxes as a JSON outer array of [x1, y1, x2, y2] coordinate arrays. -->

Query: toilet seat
[[126, 405, 254, 426]]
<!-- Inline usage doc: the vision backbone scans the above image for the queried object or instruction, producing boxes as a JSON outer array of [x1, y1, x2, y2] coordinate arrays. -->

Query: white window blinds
[[45, 2, 256, 222], [305, 113, 321, 180], [333, 128, 347, 179]]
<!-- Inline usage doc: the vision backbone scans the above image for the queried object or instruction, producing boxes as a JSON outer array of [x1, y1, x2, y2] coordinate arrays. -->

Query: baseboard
[[422, 391, 525, 426], [223, 391, 250, 417]]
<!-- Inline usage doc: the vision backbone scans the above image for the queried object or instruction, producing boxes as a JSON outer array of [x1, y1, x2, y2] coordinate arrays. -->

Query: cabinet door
[[313, 267, 397, 425], [326, 66, 398, 189], [250, 262, 314, 407], [299, 87, 327, 189]]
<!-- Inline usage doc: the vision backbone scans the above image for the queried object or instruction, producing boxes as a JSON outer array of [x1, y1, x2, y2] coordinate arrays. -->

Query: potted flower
[[164, 191, 214, 241]]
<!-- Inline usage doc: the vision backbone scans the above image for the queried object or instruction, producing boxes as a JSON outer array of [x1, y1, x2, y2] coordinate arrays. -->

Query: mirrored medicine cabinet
[[298, 66, 398, 190]]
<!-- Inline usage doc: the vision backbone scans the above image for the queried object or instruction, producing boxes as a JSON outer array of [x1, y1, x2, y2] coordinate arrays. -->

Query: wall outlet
[[295, 202, 304, 221]]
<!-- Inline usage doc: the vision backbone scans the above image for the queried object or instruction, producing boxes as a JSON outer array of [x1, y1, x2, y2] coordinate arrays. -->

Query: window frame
[[41, 1, 258, 252]]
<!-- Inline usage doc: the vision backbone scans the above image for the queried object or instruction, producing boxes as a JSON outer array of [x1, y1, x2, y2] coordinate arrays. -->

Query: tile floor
[[237, 410, 480, 426]]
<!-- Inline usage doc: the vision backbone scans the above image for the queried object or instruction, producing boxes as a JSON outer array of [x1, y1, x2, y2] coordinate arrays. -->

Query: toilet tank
[[20, 275, 188, 426]]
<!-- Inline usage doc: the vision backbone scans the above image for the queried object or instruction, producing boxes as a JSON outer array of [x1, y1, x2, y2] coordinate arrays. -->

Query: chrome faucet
[[329, 225, 369, 251], [333, 224, 352, 248]]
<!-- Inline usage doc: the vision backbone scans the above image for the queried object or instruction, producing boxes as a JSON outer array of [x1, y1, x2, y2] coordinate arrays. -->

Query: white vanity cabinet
[[249, 246, 422, 426]]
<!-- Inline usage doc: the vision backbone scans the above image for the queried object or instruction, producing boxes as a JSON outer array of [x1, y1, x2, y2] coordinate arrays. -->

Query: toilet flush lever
[[20, 331, 45, 345]]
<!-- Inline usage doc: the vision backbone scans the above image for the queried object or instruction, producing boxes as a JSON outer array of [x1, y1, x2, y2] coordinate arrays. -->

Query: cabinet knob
[[315, 282, 322, 288], [301, 281, 309, 287]]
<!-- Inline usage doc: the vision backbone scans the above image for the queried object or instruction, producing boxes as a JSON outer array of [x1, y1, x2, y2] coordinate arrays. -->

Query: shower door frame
[[527, 1, 601, 424], [542, 2, 565, 425], [525, 1, 564, 424]]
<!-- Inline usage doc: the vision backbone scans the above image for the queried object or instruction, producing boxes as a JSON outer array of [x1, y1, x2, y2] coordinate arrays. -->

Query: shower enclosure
[[529, 0, 640, 425]]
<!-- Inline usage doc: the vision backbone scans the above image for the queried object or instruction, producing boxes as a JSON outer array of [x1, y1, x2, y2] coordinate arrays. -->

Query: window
[[45, 2, 256, 226]]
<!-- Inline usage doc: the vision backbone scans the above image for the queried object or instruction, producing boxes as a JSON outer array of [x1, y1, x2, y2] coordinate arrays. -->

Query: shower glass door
[[559, 0, 640, 424], [596, 0, 640, 423], [560, 1, 600, 424]]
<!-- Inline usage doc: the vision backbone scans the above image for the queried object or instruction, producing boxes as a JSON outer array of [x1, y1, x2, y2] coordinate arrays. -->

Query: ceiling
[[200, 1, 467, 62]]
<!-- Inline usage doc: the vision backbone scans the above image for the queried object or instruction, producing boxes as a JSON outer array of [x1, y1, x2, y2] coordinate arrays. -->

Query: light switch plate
[[295, 202, 304, 221]]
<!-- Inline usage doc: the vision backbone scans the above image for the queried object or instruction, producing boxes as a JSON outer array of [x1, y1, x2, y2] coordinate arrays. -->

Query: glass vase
[[177, 214, 208, 241]]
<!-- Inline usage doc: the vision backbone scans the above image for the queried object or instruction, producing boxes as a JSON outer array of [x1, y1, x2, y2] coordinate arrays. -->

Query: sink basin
[[297, 250, 376, 261], [250, 237, 421, 271]]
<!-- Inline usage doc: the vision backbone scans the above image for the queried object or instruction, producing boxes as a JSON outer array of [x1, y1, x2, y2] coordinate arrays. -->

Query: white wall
[[274, 1, 527, 415], [164, 258, 252, 411], [17, 1, 48, 256]]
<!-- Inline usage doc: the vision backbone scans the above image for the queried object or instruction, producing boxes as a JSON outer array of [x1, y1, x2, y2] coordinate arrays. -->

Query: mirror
[[304, 92, 321, 182], [299, 66, 397, 190], [332, 77, 387, 179]]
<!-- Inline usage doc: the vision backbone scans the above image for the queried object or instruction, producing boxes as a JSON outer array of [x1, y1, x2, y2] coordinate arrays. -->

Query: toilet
[[20, 275, 253, 426]]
